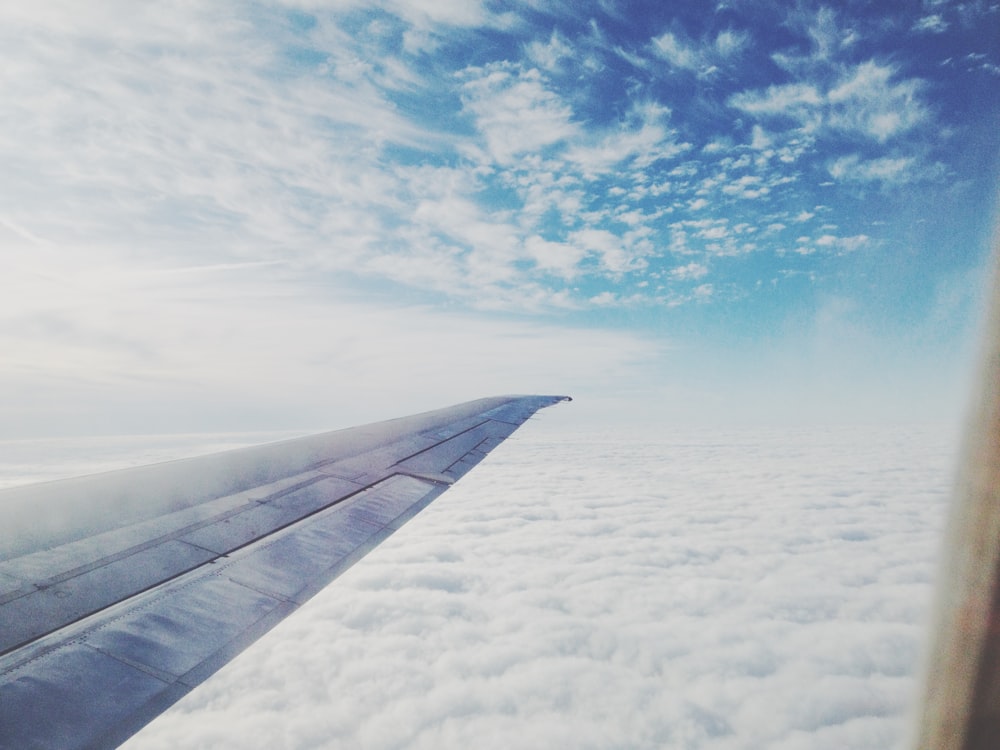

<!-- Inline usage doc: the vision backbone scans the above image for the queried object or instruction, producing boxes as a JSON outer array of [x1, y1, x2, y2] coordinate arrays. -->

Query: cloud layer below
[[1, 415, 955, 749]]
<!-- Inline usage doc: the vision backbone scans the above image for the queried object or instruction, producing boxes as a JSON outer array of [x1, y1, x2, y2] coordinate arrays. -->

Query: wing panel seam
[[441, 436, 495, 475], [391, 420, 492, 466], [86, 643, 176, 685]]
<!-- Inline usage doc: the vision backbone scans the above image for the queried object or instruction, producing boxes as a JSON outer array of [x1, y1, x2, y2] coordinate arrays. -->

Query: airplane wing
[[0, 395, 569, 750]]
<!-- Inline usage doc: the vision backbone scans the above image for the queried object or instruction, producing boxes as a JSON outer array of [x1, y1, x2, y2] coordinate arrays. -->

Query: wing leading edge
[[0, 395, 569, 749]]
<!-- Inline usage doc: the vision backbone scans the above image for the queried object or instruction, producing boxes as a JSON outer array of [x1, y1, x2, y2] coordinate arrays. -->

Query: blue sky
[[1, 1, 998, 434]]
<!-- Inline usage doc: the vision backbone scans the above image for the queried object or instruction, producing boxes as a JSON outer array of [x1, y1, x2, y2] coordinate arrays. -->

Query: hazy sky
[[2, 1, 999, 435]]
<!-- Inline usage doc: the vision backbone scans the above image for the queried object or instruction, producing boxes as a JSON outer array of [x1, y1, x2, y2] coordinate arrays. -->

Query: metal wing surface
[[0, 395, 569, 749]]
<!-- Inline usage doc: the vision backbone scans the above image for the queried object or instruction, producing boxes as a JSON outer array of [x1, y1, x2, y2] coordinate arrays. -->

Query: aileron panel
[[84, 575, 283, 678]]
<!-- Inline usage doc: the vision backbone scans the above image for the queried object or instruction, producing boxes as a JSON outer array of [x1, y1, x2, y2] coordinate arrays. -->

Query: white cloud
[[815, 233, 869, 253], [526, 30, 575, 71], [569, 228, 643, 275], [730, 61, 928, 143], [651, 27, 748, 77], [720, 174, 768, 199], [701, 225, 729, 240], [912, 14, 949, 33], [772, 5, 857, 71], [828, 154, 917, 184], [827, 62, 927, 142], [525, 235, 588, 279], [589, 290, 618, 306], [284, 0, 502, 54], [750, 125, 772, 150], [564, 101, 690, 175], [460, 65, 577, 165], [805, 6, 856, 58], [729, 82, 823, 122], [714, 29, 748, 57], [651, 30, 698, 70], [670, 262, 708, 280]]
